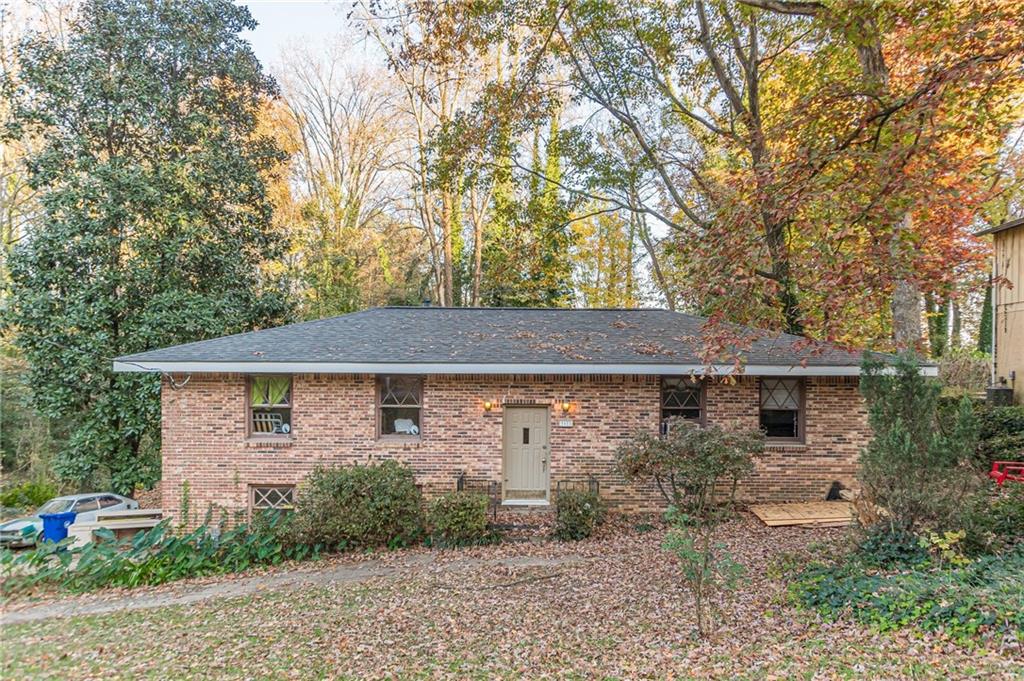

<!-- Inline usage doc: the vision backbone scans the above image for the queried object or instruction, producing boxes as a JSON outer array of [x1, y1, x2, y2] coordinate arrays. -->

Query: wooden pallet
[[749, 501, 855, 527]]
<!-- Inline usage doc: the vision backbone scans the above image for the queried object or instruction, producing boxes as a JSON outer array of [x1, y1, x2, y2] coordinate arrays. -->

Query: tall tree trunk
[[742, 1, 923, 346], [469, 187, 485, 307], [891, 214, 922, 349], [637, 212, 674, 310], [854, 14, 922, 348], [441, 190, 454, 306], [949, 299, 961, 350]]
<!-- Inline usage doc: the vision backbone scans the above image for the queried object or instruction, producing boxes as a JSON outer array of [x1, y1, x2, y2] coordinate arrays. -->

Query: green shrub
[[554, 489, 605, 541], [960, 485, 1024, 555], [791, 548, 1024, 643], [0, 480, 58, 510], [859, 354, 980, 530], [427, 492, 491, 547], [615, 420, 763, 515], [857, 525, 929, 568], [291, 461, 424, 550], [0, 510, 313, 595], [975, 405, 1024, 467]]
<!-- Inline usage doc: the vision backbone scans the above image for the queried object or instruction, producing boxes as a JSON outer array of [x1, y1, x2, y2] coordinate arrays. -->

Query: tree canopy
[[3, 0, 292, 492]]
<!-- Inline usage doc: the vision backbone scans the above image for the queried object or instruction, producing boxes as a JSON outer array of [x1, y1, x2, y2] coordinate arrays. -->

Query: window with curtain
[[661, 377, 704, 434], [249, 376, 292, 436], [378, 375, 422, 436], [759, 378, 803, 440]]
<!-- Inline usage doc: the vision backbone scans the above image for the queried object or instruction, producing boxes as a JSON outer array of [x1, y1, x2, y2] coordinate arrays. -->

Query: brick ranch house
[[113, 307, 934, 521]]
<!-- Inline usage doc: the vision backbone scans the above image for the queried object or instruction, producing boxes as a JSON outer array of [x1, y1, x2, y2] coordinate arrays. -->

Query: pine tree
[[858, 354, 978, 529], [978, 283, 993, 354]]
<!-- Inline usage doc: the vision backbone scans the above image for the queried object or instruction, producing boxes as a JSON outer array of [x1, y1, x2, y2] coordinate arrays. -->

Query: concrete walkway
[[1, 553, 583, 626]]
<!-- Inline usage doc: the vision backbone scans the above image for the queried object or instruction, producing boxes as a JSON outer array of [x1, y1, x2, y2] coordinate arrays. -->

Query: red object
[[989, 461, 1024, 485]]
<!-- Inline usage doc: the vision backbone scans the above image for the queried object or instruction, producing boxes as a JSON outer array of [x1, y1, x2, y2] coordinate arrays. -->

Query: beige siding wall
[[160, 374, 869, 525], [994, 224, 1024, 403]]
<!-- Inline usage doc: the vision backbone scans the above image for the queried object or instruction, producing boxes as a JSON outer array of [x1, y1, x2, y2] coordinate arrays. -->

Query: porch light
[[560, 400, 571, 413], [483, 400, 494, 412]]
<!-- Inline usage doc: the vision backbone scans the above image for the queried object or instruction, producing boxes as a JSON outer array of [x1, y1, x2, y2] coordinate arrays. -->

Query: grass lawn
[[3, 517, 1020, 679]]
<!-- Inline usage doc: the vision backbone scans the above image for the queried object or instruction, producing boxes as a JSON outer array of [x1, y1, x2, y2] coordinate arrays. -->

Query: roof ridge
[[381, 306, 669, 312]]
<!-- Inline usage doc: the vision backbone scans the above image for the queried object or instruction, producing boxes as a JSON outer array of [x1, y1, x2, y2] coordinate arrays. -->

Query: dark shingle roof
[[974, 216, 1023, 237], [114, 307, 883, 371]]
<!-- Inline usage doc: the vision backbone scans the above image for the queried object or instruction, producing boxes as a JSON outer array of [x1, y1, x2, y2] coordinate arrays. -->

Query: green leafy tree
[[662, 506, 745, 638], [2, 0, 291, 493]]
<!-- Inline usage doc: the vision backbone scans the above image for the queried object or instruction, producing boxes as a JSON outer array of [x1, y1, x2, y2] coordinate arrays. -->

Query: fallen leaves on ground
[[3, 513, 1021, 679]]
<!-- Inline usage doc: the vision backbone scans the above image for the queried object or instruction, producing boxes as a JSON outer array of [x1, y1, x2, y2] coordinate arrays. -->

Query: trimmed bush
[[427, 492, 491, 547], [291, 461, 424, 550], [554, 489, 604, 541], [960, 485, 1024, 555], [975, 404, 1024, 468]]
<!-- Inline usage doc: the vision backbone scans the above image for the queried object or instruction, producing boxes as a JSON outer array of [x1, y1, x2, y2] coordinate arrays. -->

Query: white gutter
[[113, 360, 939, 377], [991, 261, 998, 386]]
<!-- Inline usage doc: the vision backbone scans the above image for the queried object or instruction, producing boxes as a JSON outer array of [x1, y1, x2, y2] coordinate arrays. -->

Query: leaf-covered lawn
[[3, 516, 1020, 679]]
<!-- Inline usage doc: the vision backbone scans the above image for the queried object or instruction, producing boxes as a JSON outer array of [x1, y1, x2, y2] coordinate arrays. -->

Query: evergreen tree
[[3, 0, 291, 492], [978, 283, 993, 354], [858, 354, 978, 530]]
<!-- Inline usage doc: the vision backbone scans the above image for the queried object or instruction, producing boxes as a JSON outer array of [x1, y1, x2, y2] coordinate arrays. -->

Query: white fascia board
[[113, 360, 937, 377]]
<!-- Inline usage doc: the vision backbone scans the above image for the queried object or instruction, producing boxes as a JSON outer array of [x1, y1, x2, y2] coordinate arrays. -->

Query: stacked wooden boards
[[749, 501, 855, 528]]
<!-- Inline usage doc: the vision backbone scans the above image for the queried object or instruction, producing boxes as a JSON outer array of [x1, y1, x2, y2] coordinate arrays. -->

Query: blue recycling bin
[[39, 511, 77, 543]]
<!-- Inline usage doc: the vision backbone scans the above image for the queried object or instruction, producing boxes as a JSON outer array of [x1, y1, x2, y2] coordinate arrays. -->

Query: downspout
[[991, 257, 998, 386]]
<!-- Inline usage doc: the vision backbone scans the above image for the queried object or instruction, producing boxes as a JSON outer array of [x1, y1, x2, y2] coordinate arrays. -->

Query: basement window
[[661, 377, 704, 434], [759, 378, 804, 441], [249, 376, 292, 437], [378, 375, 423, 437], [250, 485, 295, 512]]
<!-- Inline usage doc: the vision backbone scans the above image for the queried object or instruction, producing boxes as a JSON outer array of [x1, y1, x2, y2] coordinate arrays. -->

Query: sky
[[238, 0, 362, 75]]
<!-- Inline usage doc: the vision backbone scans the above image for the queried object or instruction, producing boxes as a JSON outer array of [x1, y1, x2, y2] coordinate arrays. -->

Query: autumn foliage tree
[[399, 0, 1024, 355]]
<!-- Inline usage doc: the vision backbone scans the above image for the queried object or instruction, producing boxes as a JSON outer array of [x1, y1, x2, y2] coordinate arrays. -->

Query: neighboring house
[[977, 216, 1024, 404], [113, 307, 931, 522]]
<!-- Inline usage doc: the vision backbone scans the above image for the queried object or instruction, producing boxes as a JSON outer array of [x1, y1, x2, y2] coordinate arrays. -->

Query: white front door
[[502, 407, 550, 502]]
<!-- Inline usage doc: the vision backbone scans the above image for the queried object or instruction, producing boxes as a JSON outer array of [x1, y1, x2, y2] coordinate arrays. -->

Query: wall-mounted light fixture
[[483, 400, 494, 412], [560, 400, 571, 413]]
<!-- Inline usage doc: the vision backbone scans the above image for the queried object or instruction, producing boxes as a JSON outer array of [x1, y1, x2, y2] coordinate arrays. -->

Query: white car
[[0, 493, 139, 548]]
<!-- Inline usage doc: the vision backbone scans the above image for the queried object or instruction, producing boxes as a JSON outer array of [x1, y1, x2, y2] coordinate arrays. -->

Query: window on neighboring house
[[661, 377, 704, 434], [378, 375, 422, 437], [250, 485, 295, 512], [759, 378, 804, 440], [249, 376, 292, 437]]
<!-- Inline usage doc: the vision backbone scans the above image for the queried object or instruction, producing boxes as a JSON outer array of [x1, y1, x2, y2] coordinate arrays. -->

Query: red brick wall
[[160, 374, 868, 523]]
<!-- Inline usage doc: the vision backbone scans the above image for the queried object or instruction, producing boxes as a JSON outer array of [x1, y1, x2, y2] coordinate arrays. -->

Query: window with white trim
[[378, 375, 422, 436], [249, 376, 292, 437], [759, 378, 804, 440], [250, 485, 295, 511]]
